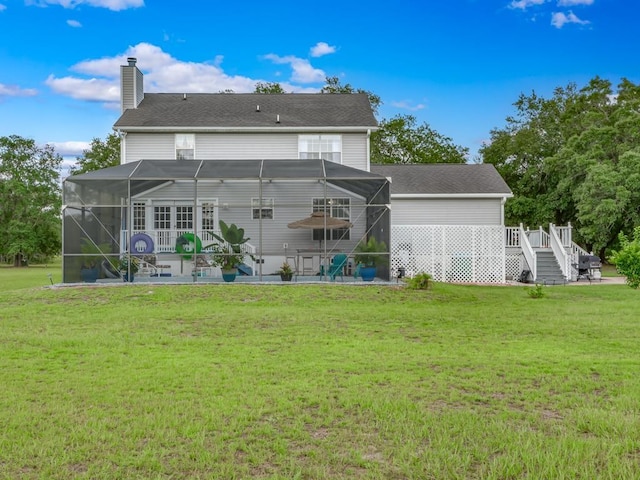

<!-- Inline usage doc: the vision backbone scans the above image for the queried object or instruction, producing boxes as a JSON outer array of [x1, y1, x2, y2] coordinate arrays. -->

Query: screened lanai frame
[[62, 159, 390, 283]]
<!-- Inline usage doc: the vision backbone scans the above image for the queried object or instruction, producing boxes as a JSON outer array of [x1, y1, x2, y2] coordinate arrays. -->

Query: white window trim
[[312, 197, 350, 240], [298, 134, 342, 164], [251, 197, 274, 220], [133, 201, 147, 231], [175, 133, 195, 160]]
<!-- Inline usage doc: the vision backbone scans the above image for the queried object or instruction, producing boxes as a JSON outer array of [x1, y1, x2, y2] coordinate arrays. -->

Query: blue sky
[[1, 0, 638, 172]]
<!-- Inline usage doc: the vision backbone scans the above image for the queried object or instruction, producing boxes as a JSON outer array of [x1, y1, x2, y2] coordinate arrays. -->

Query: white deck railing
[[554, 223, 573, 248], [122, 229, 257, 272], [509, 223, 593, 282], [505, 226, 520, 247], [569, 239, 590, 281], [549, 223, 570, 280], [519, 223, 537, 281]]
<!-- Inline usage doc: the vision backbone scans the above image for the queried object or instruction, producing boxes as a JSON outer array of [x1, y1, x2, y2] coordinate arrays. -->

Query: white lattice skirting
[[505, 254, 522, 281], [391, 225, 507, 284]]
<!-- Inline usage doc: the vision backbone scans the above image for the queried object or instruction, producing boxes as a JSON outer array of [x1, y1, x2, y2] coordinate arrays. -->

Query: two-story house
[[62, 58, 516, 284], [63, 58, 391, 282]]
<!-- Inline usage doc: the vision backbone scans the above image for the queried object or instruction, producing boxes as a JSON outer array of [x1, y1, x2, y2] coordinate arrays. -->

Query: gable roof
[[370, 164, 512, 197], [114, 93, 377, 131]]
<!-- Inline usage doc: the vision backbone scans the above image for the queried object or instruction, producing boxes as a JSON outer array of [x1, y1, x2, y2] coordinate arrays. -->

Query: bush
[[609, 226, 640, 289], [527, 283, 545, 299], [406, 272, 433, 290]]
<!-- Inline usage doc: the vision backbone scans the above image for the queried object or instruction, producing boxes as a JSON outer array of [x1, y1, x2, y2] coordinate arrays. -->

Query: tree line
[[481, 77, 640, 258], [3, 76, 640, 265]]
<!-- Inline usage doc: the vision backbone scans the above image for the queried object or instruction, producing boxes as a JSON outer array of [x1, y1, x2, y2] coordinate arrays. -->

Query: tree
[[609, 226, 640, 289], [71, 132, 121, 175], [320, 78, 466, 164], [480, 77, 640, 257], [321, 76, 382, 116], [371, 114, 468, 164], [254, 82, 286, 94], [0, 135, 62, 266]]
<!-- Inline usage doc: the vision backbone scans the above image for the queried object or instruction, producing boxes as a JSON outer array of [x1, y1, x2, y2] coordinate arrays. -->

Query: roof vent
[[256, 105, 260, 112], [127, 57, 137, 67], [183, 93, 187, 100], [276, 114, 280, 123]]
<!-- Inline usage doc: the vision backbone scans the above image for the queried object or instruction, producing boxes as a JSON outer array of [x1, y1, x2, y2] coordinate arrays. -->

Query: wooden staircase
[[534, 250, 566, 284]]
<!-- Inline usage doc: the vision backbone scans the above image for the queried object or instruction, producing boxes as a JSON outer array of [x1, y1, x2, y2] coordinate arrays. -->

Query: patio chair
[[192, 254, 213, 277], [327, 253, 348, 281], [137, 254, 158, 277]]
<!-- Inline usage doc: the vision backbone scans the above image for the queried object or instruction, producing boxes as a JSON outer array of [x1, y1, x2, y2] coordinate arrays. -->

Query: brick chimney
[[120, 57, 144, 113]]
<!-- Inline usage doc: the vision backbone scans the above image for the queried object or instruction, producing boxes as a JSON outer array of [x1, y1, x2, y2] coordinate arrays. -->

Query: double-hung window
[[133, 202, 146, 232], [176, 134, 195, 160], [299, 135, 341, 163], [312, 198, 350, 241], [252, 198, 274, 220]]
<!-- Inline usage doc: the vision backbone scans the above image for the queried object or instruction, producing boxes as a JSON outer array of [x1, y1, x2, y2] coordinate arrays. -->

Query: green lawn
[[0, 267, 639, 478], [0, 258, 62, 291]]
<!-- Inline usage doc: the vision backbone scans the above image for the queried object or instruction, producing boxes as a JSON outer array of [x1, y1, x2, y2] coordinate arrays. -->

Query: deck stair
[[534, 250, 566, 284]]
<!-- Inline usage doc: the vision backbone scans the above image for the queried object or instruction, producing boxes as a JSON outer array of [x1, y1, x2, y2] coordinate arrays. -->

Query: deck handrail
[[539, 227, 551, 248], [569, 241, 590, 280], [505, 226, 520, 247], [549, 223, 570, 280], [523, 227, 549, 249], [520, 223, 537, 280], [554, 222, 573, 248]]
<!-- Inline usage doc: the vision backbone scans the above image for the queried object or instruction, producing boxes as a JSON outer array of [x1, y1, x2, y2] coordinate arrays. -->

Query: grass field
[[0, 265, 639, 479]]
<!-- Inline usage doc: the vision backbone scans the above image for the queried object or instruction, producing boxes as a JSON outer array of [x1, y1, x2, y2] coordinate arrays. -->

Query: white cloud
[[551, 10, 589, 28], [391, 100, 426, 111], [45, 42, 319, 107], [67, 19, 82, 27], [310, 42, 336, 58], [49, 141, 90, 156], [557, 0, 593, 5], [45, 74, 120, 102], [509, 0, 546, 10], [263, 53, 325, 83], [25, 0, 143, 11], [0, 83, 38, 97]]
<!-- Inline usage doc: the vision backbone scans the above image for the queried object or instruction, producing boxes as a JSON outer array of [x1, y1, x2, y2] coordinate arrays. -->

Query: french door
[[152, 200, 217, 252]]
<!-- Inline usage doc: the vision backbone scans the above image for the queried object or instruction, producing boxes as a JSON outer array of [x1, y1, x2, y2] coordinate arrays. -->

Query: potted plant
[[79, 238, 111, 283], [354, 237, 388, 282], [208, 220, 253, 282], [118, 255, 139, 282], [278, 261, 293, 281]]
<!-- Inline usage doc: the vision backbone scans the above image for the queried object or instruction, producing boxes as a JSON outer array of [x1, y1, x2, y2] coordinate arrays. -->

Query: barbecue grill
[[575, 254, 602, 282]]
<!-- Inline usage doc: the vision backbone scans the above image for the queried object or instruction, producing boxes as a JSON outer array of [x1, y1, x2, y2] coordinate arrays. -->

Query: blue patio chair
[[328, 253, 348, 281]]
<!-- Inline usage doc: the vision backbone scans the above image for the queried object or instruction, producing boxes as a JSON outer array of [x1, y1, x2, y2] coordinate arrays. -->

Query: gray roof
[[114, 93, 377, 130], [370, 164, 512, 196]]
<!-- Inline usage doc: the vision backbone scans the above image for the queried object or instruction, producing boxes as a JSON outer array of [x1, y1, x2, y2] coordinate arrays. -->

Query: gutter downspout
[[366, 129, 371, 172]]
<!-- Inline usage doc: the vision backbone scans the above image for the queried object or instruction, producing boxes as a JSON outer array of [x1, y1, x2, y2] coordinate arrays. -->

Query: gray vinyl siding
[[390, 198, 503, 226], [135, 68, 144, 107], [135, 181, 367, 255], [342, 134, 368, 170], [122, 132, 369, 168], [120, 66, 134, 113], [120, 66, 144, 112], [196, 133, 298, 159], [125, 133, 176, 162]]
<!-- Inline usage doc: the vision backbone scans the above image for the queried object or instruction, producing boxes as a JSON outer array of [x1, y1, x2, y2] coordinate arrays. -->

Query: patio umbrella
[[288, 211, 352, 230], [287, 211, 353, 248]]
